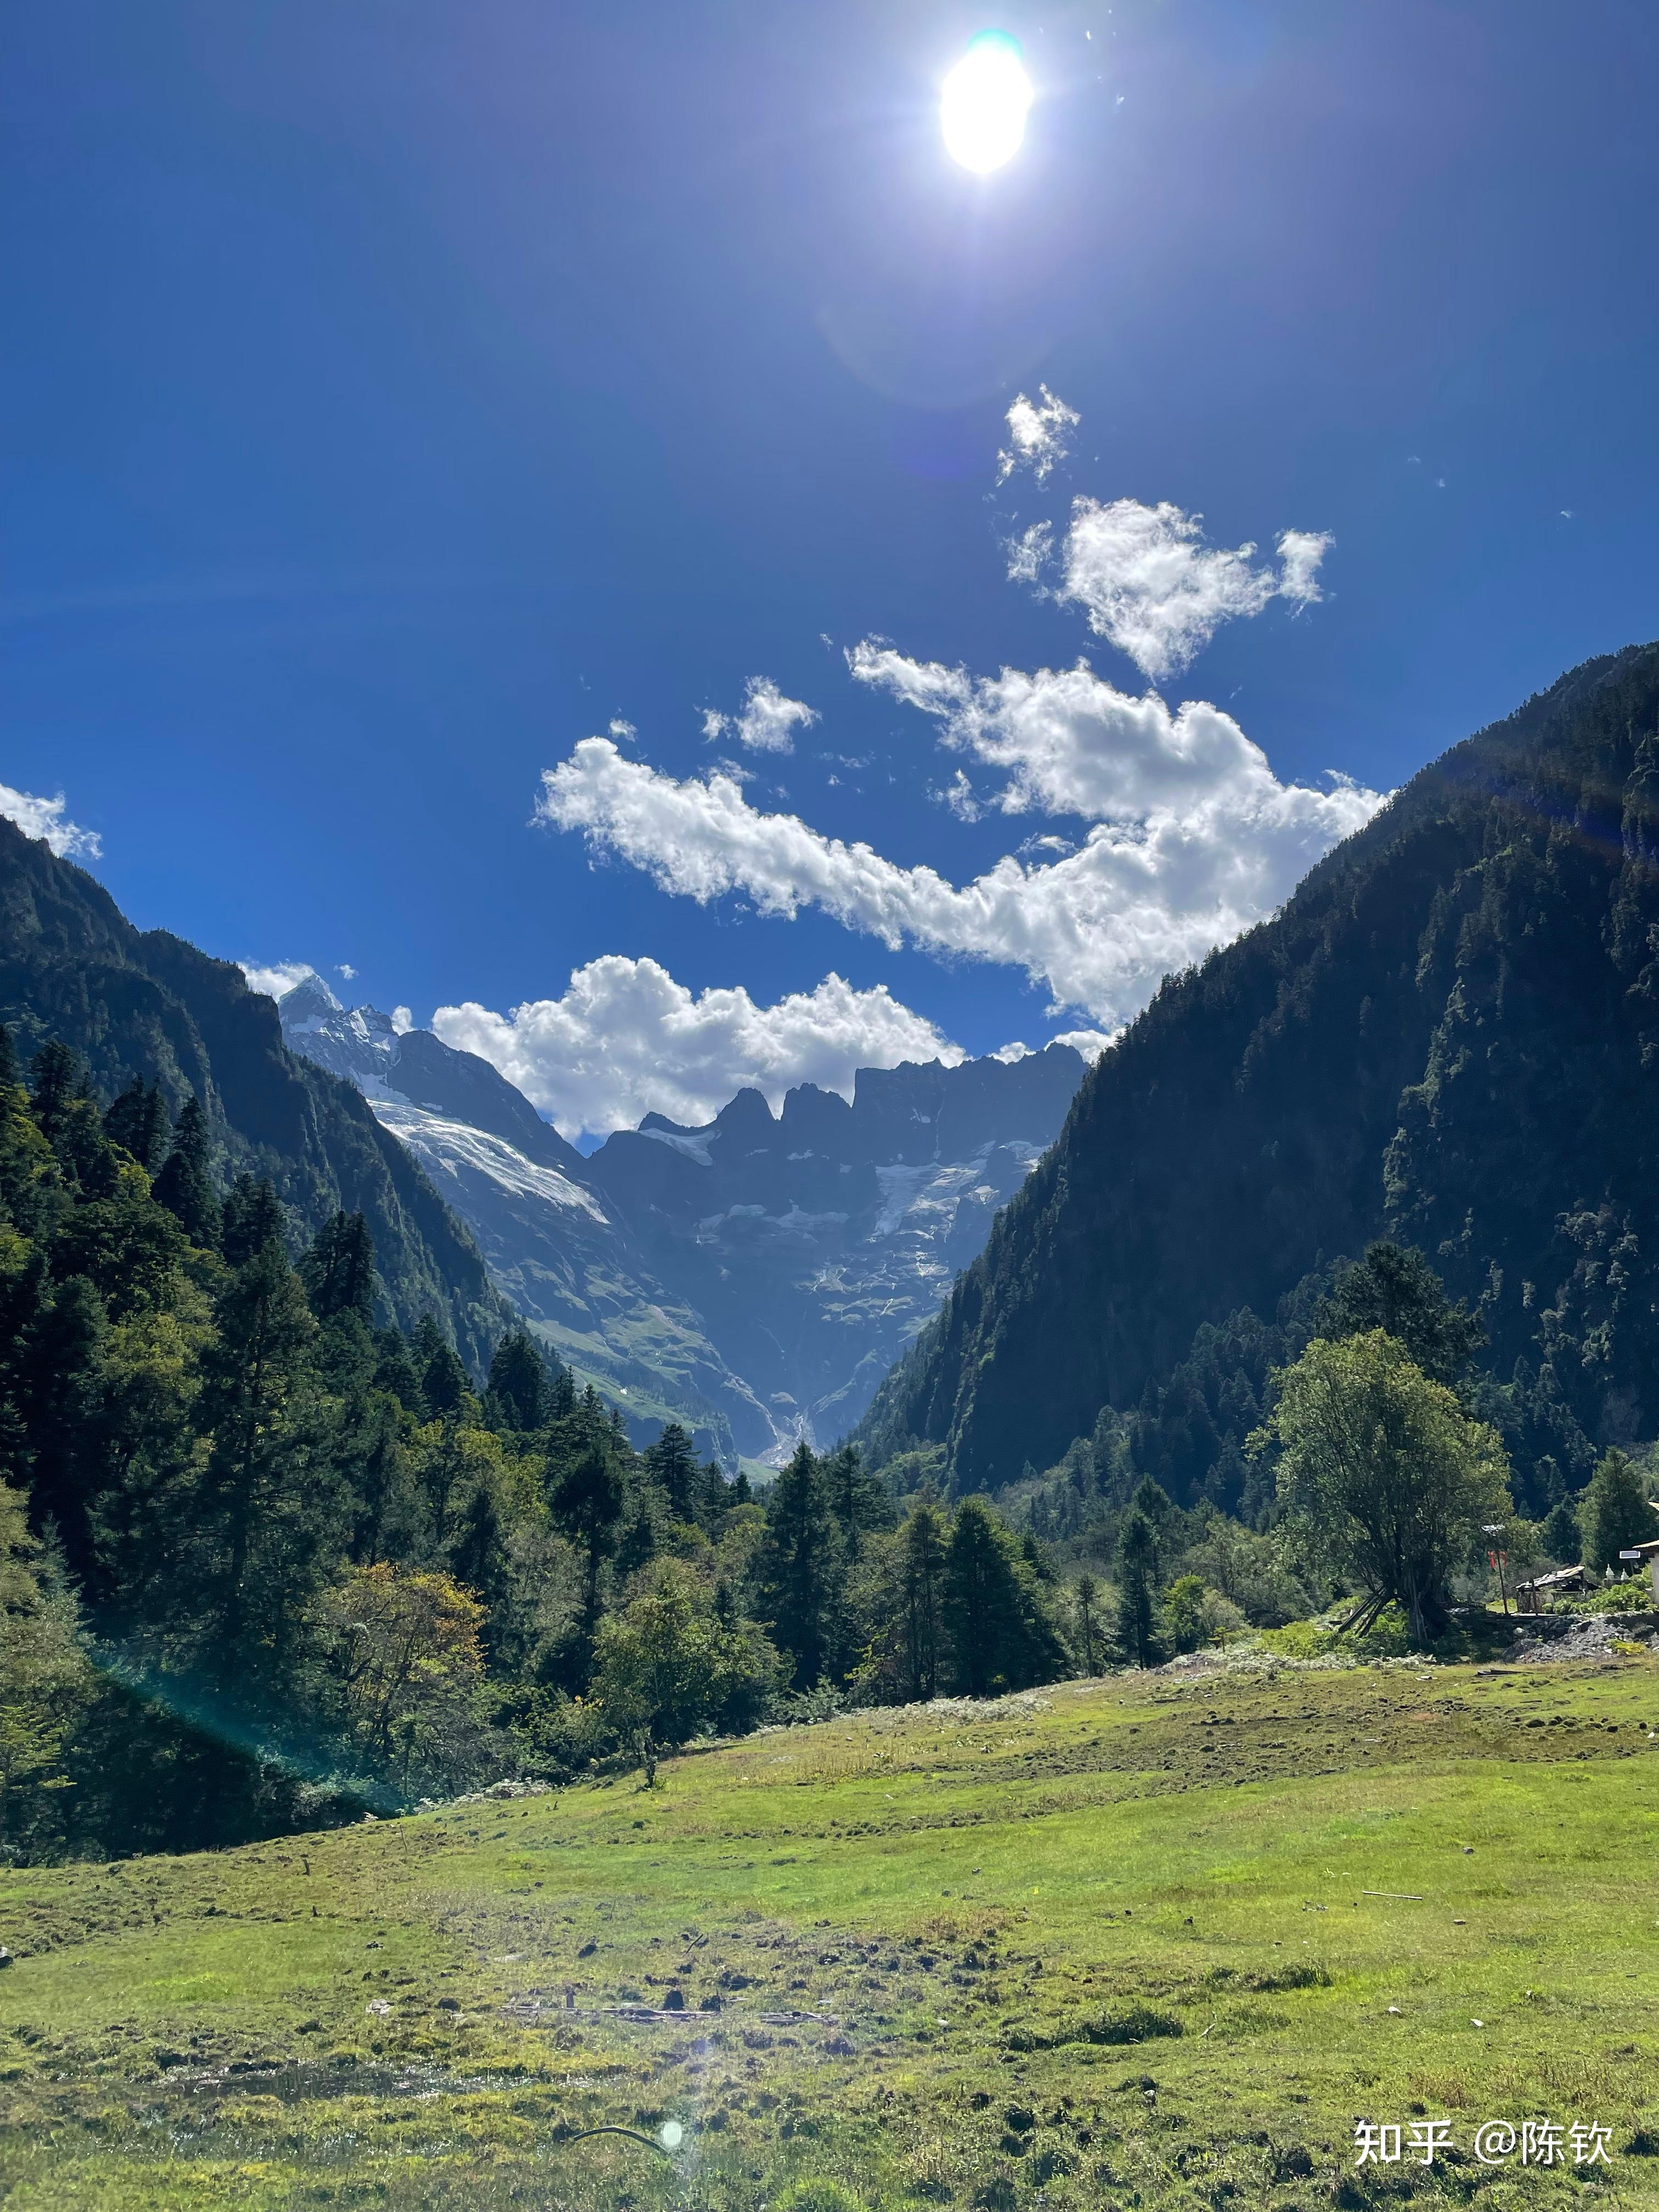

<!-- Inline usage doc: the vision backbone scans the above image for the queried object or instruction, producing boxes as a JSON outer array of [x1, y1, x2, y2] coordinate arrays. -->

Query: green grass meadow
[[4, 1652, 1659, 2209]]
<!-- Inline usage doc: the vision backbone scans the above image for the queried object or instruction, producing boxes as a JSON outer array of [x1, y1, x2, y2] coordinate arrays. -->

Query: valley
[[279, 975, 1084, 1465]]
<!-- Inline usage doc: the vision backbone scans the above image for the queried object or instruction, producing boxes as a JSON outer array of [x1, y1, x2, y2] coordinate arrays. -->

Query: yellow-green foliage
[[4, 1654, 1659, 2208]]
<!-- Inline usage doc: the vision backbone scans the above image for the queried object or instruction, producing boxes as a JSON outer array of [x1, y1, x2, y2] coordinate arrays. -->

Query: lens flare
[[941, 32, 1033, 174]]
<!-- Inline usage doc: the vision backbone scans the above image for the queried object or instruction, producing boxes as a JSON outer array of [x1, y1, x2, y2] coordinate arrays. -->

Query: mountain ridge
[[276, 977, 1086, 1461], [857, 640, 1659, 1497], [0, 821, 507, 1368]]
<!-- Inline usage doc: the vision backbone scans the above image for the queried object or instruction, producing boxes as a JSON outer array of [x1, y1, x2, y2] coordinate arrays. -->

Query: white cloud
[[338, 962, 358, 981], [1048, 1028, 1116, 1062], [391, 1005, 414, 1034], [239, 960, 320, 1001], [702, 675, 819, 754], [1277, 529, 1333, 606], [533, 730, 1386, 1027], [997, 386, 1080, 483], [433, 957, 960, 1140], [850, 642, 1361, 829], [0, 782, 101, 861], [1016, 498, 1334, 679]]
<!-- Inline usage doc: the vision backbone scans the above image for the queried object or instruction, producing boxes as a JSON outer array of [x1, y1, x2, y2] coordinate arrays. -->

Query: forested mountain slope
[[0, 821, 504, 1365], [860, 642, 1659, 1497]]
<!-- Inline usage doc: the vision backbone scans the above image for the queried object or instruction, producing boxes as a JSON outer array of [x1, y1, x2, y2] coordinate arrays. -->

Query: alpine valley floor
[[4, 1651, 1659, 2211]]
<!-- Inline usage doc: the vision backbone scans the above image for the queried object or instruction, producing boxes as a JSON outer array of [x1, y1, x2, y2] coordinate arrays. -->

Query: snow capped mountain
[[277, 985, 1084, 1465], [582, 1052, 1084, 1455]]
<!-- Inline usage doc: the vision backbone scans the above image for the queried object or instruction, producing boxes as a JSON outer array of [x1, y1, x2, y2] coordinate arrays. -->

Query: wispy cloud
[[0, 782, 102, 861]]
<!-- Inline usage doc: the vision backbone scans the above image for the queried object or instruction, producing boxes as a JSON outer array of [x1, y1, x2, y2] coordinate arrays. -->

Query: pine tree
[[103, 1077, 171, 1172], [942, 1498, 1055, 1696], [550, 1443, 625, 1653], [1581, 1448, 1656, 1572], [372, 1329, 426, 1412], [896, 1499, 947, 1701], [28, 1040, 83, 1147], [1114, 1508, 1160, 1668], [16, 1274, 109, 1588], [1320, 1240, 1486, 1387], [301, 1211, 376, 1323], [0, 1024, 17, 1090], [823, 1441, 893, 1562], [486, 1332, 554, 1432], [756, 1442, 838, 1690], [221, 1177, 286, 1266], [339, 1393, 415, 1568], [191, 1241, 323, 1688], [153, 1097, 221, 1249], [413, 1314, 470, 1418], [449, 1477, 512, 1660], [644, 1423, 699, 1519]]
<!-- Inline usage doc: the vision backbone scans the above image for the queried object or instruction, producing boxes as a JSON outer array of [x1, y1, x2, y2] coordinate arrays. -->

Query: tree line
[[4, 1027, 1651, 1867], [0, 1032, 1089, 1864]]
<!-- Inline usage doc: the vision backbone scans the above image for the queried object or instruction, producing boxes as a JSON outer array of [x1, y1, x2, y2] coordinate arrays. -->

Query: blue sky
[[4, 0, 1657, 1138]]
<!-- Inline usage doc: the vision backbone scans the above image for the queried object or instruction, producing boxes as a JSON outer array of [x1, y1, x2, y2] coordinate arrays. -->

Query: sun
[[940, 31, 1034, 174]]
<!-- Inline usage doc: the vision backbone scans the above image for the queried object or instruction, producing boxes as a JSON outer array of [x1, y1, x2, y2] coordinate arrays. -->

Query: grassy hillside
[[3, 1651, 1658, 2210]]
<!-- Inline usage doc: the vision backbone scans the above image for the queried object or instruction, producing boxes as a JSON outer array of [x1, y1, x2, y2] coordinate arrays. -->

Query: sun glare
[[941, 31, 1033, 174]]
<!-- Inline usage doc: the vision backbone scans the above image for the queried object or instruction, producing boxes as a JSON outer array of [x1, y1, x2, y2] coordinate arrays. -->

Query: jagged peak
[[276, 971, 343, 1024]]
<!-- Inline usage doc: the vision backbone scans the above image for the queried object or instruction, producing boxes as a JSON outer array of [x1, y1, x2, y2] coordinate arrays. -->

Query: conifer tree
[[448, 1471, 514, 1657], [17, 1275, 109, 1586], [942, 1497, 1058, 1695], [644, 1422, 699, 1519], [191, 1240, 323, 1688], [28, 1040, 83, 1148], [823, 1441, 893, 1561], [1320, 1240, 1486, 1387], [153, 1097, 221, 1249], [103, 1077, 171, 1172], [486, 1331, 555, 1431], [413, 1313, 470, 1418], [896, 1498, 947, 1700], [347, 1396, 415, 1567], [1581, 1447, 1656, 1572], [756, 1442, 838, 1689], [371, 1328, 425, 1412], [301, 1211, 376, 1323], [1114, 1508, 1160, 1668], [221, 1177, 286, 1267], [550, 1443, 625, 1653]]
